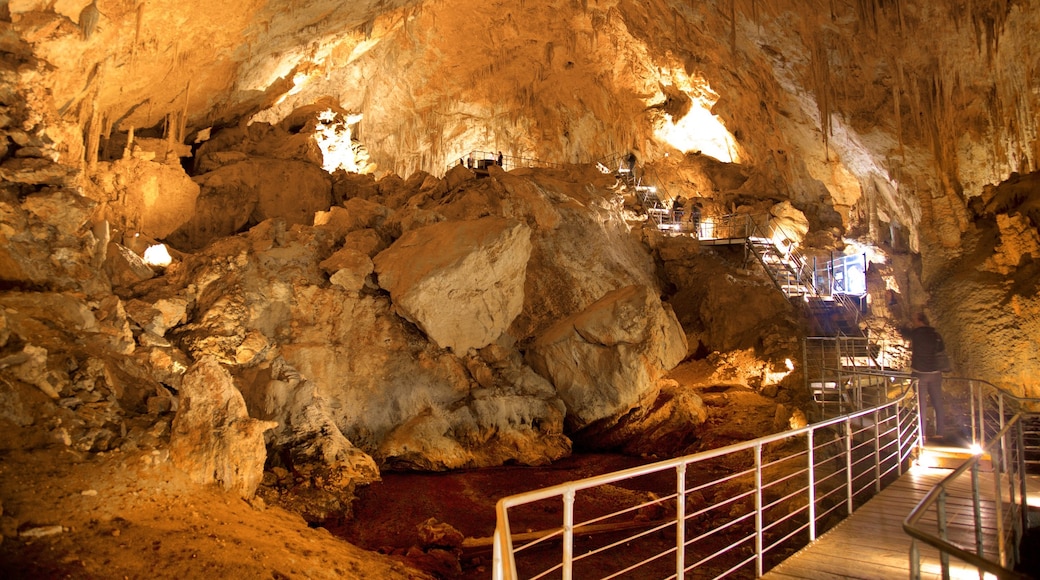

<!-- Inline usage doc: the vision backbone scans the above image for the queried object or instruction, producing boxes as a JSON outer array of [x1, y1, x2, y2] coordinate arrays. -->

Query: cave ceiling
[[4, 0, 1039, 258]]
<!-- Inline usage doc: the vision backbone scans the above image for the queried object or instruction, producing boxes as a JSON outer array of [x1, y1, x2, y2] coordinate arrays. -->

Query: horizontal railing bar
[[763, 521, 811, 554], [684, 534, 756, 572], [572, 520, 675, 565]]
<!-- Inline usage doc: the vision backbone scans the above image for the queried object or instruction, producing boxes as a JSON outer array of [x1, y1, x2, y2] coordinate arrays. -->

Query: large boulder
[[373, 217, 532, 353], [0, 188, 107, 296], [89, 158, 200, 239], [170, 158, 332, 250], [492, 170, 661, 339], [528, 285, 688, 431], [172, 219, 569, 476], [169, 357, 276, 498]]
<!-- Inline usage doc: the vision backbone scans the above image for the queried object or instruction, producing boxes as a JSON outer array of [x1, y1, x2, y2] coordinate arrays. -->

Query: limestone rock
[[173, 158, 332, 250], [103, 242, 155, 287], [494, 172, 661, 339], [528, 285, 688, 431], [985, 213, 1040, 275], [91, 158, 200, 240], [343, 228, 389, 257], [169, 357, 276, 498], [374, 217, 532, 353], [0, 189, 106, 295], [22, 189, 94, 237], [320, 247, 373, 292], [417, 518, 464, 550], [575, 380, 707, 456], [766, 201, 809, 252], [313, 198, 391, 242], [93, 295, 135, 355], [125, 297, 188, 336], [0, 157, 76, 186]]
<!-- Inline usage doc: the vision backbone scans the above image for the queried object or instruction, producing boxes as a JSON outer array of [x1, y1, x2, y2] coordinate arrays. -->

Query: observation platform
[[763, 460, 1040, 579]]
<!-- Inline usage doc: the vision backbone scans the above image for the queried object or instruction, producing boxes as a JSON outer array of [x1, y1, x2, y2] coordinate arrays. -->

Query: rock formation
[[1, 0, 1039, 576]]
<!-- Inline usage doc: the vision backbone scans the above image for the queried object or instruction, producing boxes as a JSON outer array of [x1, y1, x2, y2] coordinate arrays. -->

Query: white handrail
[[492, 373, 921, 579]]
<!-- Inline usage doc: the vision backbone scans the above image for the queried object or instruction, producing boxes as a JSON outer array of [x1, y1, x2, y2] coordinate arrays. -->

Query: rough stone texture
[[169, 357, 276, 498], [528, 285, 688, 431], [320, 247, 374, 292], [0, 188, 106, 295], [171, 158, 332, 250], [170, 216, 569, 474], [87, 158, 200, 240], [103, 242, 155, 288], [374, 217, 532, 353], [575, 379, 708, 456]]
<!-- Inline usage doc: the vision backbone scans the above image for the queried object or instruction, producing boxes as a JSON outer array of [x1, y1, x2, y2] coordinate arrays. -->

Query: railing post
[[563, 488, 575, 580], [755, 442, 764, 577], [808, 428, 817, 541], [993, 437, 1007, 570], [845, 417, 854, 515], [970, 380, 979, 446], [1017, 420, 1029, 561], [874, 408, 882, 492], [896, 393, 905, 476], [937, 490, 950, 580], [971, 463, 985, 562], [916, 378, 926, 450], [909, 539, 922, 580], [676, 462, 686, 579]]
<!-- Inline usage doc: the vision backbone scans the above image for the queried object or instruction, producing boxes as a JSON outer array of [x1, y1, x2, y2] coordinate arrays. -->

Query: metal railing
[[448, 150, 567, 173], [904, 377, 1040, 579], [491, 372, 921, 579], [803, 336, 910, 418]]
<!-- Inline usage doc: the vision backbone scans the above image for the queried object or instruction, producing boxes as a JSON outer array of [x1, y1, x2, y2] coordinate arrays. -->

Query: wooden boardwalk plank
[[761, 468, 1019, 579]]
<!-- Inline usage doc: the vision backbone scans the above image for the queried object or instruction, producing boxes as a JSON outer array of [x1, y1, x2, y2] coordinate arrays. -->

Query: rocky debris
[[417, 517, 465, 551], [313, 198, 392, 242], [170, 158, 332, 251], [169, 357, 276, 498], [320, 247, 374, 292], [0, 187, 106, 295], [574, 379, 708, 456], [103, 242, 156, 288], [374, 216, 532, 353], [493, 170, 662, 339], [528, 285, 688, 431], [86, 158, 201, 240], [0, 291, 176, 454]]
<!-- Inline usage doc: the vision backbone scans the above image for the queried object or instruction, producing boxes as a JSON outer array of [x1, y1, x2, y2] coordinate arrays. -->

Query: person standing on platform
[[908, 312, 949, 441]]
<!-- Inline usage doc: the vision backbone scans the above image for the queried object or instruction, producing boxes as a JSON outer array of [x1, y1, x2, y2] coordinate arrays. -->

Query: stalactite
[[179, 80, 191, 144], [809, 34, 832, 160], [728, 0, 736, 54], [893, 58, 904, 160], [130, 2, 144, 71]]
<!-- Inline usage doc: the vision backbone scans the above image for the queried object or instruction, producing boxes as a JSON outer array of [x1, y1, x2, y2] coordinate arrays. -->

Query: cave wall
[[4, 1, 1040, 395]]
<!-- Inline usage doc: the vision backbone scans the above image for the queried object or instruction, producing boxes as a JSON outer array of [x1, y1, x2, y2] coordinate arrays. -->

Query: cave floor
[[333, 382, 784, 578], [0, 381, 781, 579]]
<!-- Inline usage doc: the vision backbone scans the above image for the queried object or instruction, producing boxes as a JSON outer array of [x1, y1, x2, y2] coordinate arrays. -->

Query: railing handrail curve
[[492, 370, 921, 579], [902, 414, 1032, 579]]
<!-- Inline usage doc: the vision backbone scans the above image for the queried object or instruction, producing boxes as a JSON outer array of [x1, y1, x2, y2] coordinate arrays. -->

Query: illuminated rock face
[[373, 216, 532, 353], [528, 285, 688, 431], [2, 0, 1040, 497]]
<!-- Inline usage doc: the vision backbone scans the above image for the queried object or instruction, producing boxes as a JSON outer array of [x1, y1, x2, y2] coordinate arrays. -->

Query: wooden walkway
[[762, 465, 1025, 579]]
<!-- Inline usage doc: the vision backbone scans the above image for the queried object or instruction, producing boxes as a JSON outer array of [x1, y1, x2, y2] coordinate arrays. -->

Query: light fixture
[[142, 244, 173, 268]]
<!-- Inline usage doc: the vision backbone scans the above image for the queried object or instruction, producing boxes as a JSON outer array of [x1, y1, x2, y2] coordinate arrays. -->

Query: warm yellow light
[[785, 358, 794, 371], [142, 244, 172, 268], [915, 451, 938, 470], [313, 109, 365, 173], [288, 72, 309, 95], [652, 71, 740, 163], [969, 443, 983, 455]]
